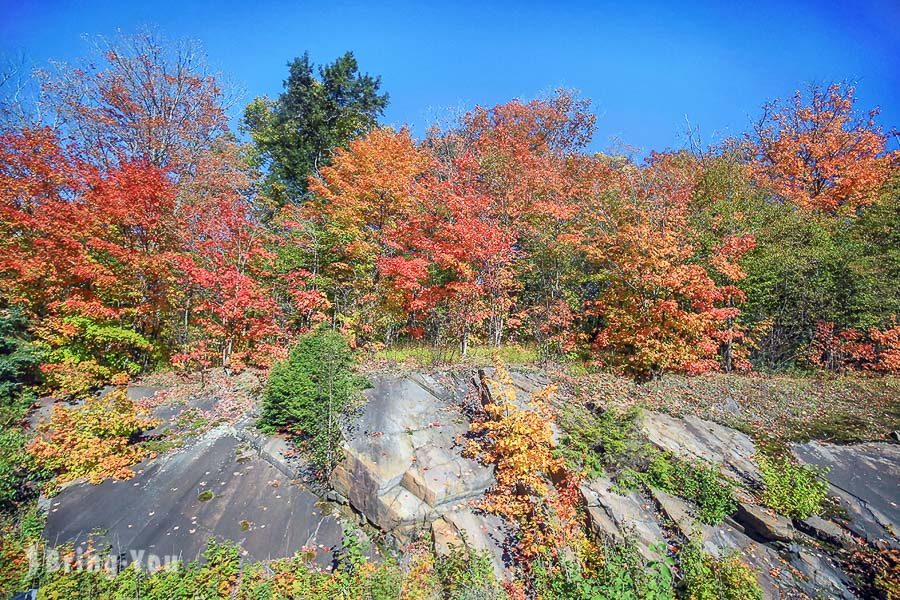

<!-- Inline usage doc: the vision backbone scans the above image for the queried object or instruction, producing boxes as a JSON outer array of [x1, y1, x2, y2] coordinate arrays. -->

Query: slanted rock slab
[[641, 412, 761, 484], [792, 441, 899, 546], [580, 477, 665, 560], [44, 427, 345, 566]]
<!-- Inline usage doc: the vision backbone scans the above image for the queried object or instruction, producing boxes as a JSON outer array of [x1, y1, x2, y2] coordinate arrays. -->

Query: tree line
[[0, 32, 897, 397]]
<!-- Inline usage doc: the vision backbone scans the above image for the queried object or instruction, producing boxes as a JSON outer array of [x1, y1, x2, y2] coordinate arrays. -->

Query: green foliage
[[243, 51, 389, 201], [38, 316, 153, 398], [757, 454, 829, 518], [435, 542, 503, 600], [739, 188, 900, 370], [556, 404, 643, 477], [678, 538, 762, 600], [36, 539, 241, 599], [0, 307, 41, 406], [0, 428, 32, 505], [374, 344, 538, 367], [0, 502, 45, 596], [643, 454, 737, 525], [533, 541, 674, 600], [259, 329, 365, 470]]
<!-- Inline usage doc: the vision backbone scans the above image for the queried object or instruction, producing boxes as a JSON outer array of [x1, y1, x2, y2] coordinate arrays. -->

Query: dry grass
[[551, 368, 900, 444]]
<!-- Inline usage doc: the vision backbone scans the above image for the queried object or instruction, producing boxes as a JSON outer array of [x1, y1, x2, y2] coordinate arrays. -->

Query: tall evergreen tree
[[243, 51, 388, 204]]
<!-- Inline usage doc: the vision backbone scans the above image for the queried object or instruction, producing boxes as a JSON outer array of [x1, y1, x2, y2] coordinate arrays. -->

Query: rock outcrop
[[792, 440, 899, 546], [329, 373, 495, 540], [641, 411, 761, 485], [38, 371, 899, 599], [580, 477, 665, 560]]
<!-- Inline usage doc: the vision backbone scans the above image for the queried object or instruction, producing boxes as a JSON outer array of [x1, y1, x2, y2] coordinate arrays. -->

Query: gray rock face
[[641, 411, 761, 484], [580, 477, 665, 560], [792, 441, 899, 545], [788, 545, 858, 600], [44, 426, 345, 566], [796, 516, 854, 548], [330, 374, 495, 538]]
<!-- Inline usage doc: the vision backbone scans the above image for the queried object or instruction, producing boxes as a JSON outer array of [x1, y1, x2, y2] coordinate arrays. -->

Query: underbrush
[[678, 539, 762, 600], [641, 454, 737, 525], [533, 540, 675, 599], [757, 454, 829, 518], [31, 534, 502, 600], [557, 403, 737, 525]]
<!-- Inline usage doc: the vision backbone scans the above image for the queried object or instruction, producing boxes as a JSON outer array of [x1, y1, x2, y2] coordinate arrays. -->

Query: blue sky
[[2, 0, 898, 155]]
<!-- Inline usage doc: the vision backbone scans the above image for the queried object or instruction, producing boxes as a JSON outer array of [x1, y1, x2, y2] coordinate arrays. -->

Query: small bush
[[259, 330, 365, 471], [27, 388, 158, 485], [757, 454, 829, 518], [644, 454, 737, 525], [0, 307, 41, 406], [679, 538, 762, 600], [533, 540, 674, 600], [556, 404, 643, 477], [0, 428, 33, 504], [435, 542, 503, 600]]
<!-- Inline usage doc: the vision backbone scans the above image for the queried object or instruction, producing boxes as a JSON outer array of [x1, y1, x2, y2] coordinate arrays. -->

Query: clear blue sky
[[2, 0, 898, 154]]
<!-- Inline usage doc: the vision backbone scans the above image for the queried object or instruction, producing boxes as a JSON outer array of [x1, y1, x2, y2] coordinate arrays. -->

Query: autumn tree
[[585, 152, 754, 376], [37, 31, 230, 175], [446, 91, 597, 351], [749, 83, 892, 214]]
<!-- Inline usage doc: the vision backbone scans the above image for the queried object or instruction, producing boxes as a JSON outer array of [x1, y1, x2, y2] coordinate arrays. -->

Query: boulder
[[734, 502, 794, 542], [580, 477, 666, 560]]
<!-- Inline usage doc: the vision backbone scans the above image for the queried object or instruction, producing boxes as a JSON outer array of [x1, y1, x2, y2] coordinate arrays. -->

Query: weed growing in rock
[[556, 403, 644, 477], [678, 538, 762, 600], [643, 454, 738, 525], [259, 329, 366, 471], [435, 541, 503, 599], [533, 540, 675, 599], [757, 454, 829, 518]]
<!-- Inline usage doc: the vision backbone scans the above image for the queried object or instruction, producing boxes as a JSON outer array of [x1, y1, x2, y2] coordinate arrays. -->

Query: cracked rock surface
[[43, 426, 345, 566]]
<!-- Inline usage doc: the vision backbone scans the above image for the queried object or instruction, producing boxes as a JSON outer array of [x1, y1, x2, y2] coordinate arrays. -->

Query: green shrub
[[435, 542, 503, 600], [0, 428, 32, 504], [0, 502, 45, 596], [0, 307, 41, 406], [679, 538, 762, 600], [757, 455, 829, 518], [533, 541, 674, 600], [36, 539, 241, 599], [644, 454, 737, 525], [556, 404, 644, 476], [259, 330, 365, 470]]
